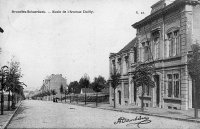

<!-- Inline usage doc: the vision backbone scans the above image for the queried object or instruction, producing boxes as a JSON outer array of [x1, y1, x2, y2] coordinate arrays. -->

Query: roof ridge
[[117, 37, 138, 54]]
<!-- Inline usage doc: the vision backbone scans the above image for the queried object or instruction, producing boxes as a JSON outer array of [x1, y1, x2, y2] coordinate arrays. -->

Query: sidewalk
[[62, 100, 200, 123], [0, 102, 21, 129]]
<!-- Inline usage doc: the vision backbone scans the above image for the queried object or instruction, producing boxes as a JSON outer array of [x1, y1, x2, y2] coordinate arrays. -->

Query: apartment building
[[40, 74, 67, 99]]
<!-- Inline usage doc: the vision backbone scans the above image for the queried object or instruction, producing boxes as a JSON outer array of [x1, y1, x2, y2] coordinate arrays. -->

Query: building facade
[[40, 74, 67, 99], [109, 0, 200, 110]]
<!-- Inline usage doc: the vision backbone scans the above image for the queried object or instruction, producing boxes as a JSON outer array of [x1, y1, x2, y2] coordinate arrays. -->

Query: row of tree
[[59, 74, 107, 106], [31, 89, 57, 100], [1, 58, 26, 114]]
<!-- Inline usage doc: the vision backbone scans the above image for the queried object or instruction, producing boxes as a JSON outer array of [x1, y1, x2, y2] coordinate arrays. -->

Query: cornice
[[132, 0, 200, 29]]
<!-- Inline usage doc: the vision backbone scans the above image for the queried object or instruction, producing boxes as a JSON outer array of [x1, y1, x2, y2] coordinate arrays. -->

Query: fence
[[62, 93, 109, 103]]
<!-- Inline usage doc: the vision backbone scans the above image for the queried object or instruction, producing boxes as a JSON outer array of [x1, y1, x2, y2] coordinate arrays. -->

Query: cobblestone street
[[6, 100, 200, 128]]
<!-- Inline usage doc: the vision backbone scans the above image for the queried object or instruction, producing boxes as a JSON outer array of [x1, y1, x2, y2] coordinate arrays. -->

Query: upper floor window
[[165, 29, 180, 58], [125, 56, 129, 74], [134, 47, 137, 63], [152, 30, 160, 60], [154, 37, 159, 59], [117, 58, 121, 74], [141, 41, 151, 62], [111, 60, 116, 74]]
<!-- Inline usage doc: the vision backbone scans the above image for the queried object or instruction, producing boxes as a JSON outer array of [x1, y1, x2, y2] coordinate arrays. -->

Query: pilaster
[[181, 66, 189, 110], [121, 81, 125, 105]]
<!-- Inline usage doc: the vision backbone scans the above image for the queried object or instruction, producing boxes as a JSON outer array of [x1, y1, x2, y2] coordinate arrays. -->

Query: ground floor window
[[124, 83, 129, 98], [167, 73, 180, 98]]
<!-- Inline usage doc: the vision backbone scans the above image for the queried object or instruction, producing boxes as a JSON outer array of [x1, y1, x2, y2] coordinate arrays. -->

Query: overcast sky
[[0, 0, 159, 91]]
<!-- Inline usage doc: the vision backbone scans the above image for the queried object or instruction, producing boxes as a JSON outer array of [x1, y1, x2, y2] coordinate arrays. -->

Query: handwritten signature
[[114, 116, 151, 128]]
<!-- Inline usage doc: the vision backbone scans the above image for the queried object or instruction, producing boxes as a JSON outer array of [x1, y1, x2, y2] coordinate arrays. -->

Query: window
[[141, 42, 145, 62], [122, 57, 128, 75], [125, 56, 129, 74], [174, 30, 180, 55], [166, 30, 180, 57], [167, 74, 173, 97], [141, 41, 151, 62], [134, 47, 137, 63], [167, 73, 180, 98], [124, 83, 129, 98], [112, 60, 116, 74], [117, 58, 121, 74], [152, 31, 160, 59], [174, 74, 180, 98], [154, 37, 159, 59]]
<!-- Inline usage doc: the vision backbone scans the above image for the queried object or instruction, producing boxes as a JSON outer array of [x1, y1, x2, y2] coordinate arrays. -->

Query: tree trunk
[[96, 92, 98, 107], [141, 85, 145, 112], [77, 94, 78, 104], [85, 87, 87, 105], [70, 95, 71, 103], [114, 88, 116, 108], [7, 90, 10, 111], [52, 95, 54, 101], [74, 94, 75, 103], [1, 91, 4, 115], [61, 94, 62, 102], [65, 93, 66, 103], [11, 92, 16, 109]]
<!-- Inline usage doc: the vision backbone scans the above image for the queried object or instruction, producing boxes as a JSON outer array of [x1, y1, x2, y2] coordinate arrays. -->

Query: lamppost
[[0, 65, 9, 115]]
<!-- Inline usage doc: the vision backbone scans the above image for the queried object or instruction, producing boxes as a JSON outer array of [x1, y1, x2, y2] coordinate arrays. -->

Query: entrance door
[[154, 75, 160, 107], [118, 91, 121, 105], [134, 82, 137, 103], [192, 79, 200, 108]]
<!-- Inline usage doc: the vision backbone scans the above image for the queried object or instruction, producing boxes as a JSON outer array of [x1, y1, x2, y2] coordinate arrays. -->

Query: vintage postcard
[[0, 0, 200, 128]]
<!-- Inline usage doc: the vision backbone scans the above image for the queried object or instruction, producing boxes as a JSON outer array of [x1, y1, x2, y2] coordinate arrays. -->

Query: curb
[[66, 102, 200, 123], [1, 102, 22, 129]]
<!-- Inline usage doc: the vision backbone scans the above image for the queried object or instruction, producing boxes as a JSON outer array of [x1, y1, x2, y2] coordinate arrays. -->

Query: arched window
[[165, 27, 180, 58]]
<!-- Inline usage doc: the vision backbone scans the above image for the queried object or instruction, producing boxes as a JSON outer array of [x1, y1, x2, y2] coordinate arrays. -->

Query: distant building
[[109, 0, 200, 110], [40, 74, 67, 99]]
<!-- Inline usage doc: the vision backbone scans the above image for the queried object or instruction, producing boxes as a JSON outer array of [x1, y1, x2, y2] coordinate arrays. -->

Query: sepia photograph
[[0, 0, 200, 128]]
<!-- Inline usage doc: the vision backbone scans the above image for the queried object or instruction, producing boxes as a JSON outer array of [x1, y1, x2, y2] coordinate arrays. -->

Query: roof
[[81, 88, 95, 93], [132, 0, 200, 28], [117, 37, 138, 54]]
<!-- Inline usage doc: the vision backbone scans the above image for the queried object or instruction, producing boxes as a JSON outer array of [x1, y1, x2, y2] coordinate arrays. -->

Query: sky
[[0, 0, 159, 91]]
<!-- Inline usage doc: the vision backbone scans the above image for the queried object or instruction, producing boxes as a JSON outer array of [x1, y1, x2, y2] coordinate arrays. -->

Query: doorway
[[134, 82, 137, 103], [154, 75, 160, 107], [118, 91, 121, 105], [192, 79, 200, 108]]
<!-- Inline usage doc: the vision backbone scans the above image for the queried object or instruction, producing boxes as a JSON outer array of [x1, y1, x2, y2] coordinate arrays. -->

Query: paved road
[[7, 100, 200, 128]]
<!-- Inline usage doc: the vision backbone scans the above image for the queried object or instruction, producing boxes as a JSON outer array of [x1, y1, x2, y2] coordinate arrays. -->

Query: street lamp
[[0, 65, 9, 115]]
